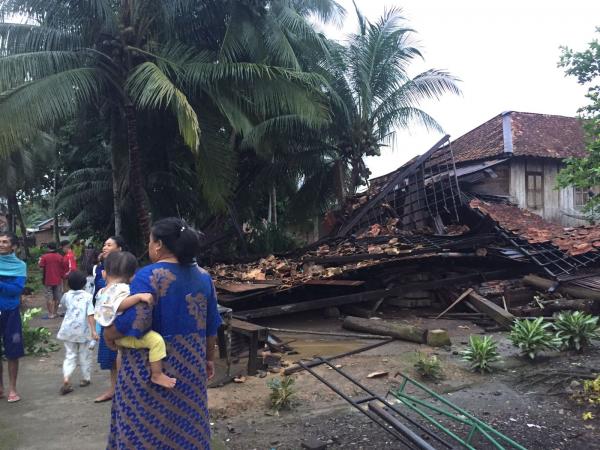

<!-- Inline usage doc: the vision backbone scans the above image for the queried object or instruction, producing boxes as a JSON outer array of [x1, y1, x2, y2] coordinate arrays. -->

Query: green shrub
[[414, 352, 444, 380], [509, 317, 561, 360], [27, 246, 44, 262], [553, 311, 600, 351], [267, 376, 296, 413], [21, 308, 59, 355], [461, 335, 501, 373]]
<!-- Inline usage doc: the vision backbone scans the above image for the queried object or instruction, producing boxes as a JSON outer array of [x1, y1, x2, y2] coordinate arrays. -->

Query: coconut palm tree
[[0, 133, 55, 256], [0, 0, 331, 242], [325, 6, 461, 200]]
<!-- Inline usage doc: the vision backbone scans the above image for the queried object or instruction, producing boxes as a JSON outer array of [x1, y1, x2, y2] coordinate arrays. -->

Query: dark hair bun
[[151, 218, 200, 264]]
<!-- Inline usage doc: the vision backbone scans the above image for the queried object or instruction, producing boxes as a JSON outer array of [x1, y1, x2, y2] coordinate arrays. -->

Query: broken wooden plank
[[386, 269, 515, 296], [303, 279, 366, 287], [342, 316, 427, 343], [464, 291, 515, 329], [435, 288, 474, 319], [234, 289, 388, 320], [215, 282, 279, 294]]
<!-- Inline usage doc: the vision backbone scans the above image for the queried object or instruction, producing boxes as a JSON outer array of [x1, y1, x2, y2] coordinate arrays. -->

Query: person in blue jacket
[[0, 231, 27, 403]]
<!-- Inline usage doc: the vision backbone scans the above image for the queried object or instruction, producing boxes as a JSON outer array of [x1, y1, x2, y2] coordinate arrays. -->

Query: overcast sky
[[322, 0, 600, 178]]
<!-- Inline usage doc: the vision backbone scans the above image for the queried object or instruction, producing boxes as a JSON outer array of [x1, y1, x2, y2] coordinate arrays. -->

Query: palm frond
[[0, 0, 117, 35], [0, 23, 82, 55], [0, 50, 93, 90], [291, 0, 346, 26], [0, 67, 107, 153], [126, 61, 200, 151]]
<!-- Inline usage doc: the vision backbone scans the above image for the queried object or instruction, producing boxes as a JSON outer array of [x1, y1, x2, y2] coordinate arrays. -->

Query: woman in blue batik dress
[[105, 218, 221, 450], [93, 235, 125, 404]]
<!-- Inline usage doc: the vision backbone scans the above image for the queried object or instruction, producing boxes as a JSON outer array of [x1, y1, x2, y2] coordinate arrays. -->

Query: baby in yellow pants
[[95, 251, 176, 389]]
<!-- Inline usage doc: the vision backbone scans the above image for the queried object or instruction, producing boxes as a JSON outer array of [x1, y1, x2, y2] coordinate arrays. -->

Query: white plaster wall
[[509, 158, 587, 226]]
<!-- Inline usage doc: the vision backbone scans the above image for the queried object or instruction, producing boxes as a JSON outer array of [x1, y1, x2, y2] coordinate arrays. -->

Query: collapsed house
[[210, 111, 600, 368]]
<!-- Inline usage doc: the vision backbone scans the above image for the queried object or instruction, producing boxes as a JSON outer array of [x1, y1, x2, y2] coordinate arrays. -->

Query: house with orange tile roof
[[443, 111, 590, 226]]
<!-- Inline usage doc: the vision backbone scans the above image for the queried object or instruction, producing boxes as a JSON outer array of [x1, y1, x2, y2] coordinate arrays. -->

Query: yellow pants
[[117, 331, 166, 363]]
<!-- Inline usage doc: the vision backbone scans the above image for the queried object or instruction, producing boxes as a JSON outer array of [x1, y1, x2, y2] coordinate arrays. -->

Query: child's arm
[[87, 314, 99, 341], [117, 293, 154, 312]]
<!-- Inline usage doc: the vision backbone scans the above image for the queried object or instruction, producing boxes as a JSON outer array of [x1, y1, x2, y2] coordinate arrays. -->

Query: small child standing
[[57, 271, 98, 395], [95, 251, 176, 388]]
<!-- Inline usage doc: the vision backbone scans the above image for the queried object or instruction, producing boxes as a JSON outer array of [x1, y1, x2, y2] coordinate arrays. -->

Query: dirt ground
[[2, 297, 600, 449]]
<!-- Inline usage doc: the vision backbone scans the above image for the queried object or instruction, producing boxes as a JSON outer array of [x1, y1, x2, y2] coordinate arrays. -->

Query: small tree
[[556, 28, 600, 215]]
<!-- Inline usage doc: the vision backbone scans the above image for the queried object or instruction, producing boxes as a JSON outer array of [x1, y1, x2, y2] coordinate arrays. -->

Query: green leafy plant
[[461, 335, 501, 373], [414, 353, 444, 380], [553, 311, 600, 351], [509, 317, 561, 360], [21, 308, 59, 355], [267, 376, 296, 413]]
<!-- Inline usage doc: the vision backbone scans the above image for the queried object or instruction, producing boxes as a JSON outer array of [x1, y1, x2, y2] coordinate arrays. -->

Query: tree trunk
[[124, 103, 150, 244], [6, 193, 15, 233], [9, 191, 29, 258], [272, 183, 277, 227], [109, 107, 122, 236], [53, 171, 60, 244], [334, 159, 346, 207]]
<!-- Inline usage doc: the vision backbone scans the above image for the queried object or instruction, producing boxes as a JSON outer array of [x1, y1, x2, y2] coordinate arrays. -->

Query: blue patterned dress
[[108, 262, 222, 450]]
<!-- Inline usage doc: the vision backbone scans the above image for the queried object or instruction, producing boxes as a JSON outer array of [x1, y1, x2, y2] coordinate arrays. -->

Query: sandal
[[80, 380, 91, 387], [60, 384, 73, 395], [7, 393, 21, 403]]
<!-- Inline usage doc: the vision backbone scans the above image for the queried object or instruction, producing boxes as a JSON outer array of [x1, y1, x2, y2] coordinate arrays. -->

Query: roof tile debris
[[470, 198, 600, 256], [447, 111, 586, 163], [208, 235, 418, 289]]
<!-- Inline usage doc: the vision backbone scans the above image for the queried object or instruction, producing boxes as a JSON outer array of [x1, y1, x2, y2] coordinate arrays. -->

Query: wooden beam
[[303, 279, 365, 287], [336, 135, 450, 237], [386, 269, 514, 297], [523, 274, 600, 301], [464, 291, 515, 330], [435, 288, 474, 319], [234, 289, 388, 320]]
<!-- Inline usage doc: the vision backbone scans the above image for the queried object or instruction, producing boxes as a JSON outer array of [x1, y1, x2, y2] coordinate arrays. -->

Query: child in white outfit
[[95, 251, 176, 389], [57, 271, 98, 395]]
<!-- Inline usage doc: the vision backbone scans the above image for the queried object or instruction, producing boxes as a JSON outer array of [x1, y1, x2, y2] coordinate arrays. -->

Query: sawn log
[[342, 316, 427, 343]]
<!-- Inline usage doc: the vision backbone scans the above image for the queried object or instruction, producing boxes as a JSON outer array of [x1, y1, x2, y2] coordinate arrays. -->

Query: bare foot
[[151, 373, 177, 389], [94, 390, 114, 403]]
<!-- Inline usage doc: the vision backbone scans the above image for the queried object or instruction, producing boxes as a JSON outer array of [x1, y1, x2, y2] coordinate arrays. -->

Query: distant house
[[442, 111, 589, 226], [28, 217, 71, 246]]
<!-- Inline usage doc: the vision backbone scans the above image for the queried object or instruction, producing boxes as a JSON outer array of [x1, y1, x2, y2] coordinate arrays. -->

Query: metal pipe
[[368, 402, 438, 450], [268, 327, 385, 340], [318, 359, 452, 449], [297, 361, 413, 448], [284, 338, 395, 375]]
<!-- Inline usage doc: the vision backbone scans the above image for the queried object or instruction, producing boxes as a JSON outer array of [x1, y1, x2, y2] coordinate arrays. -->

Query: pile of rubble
[[470, 198, 600, 256]]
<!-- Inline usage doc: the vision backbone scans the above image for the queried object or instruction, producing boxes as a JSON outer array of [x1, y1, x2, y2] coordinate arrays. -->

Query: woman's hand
[[138, 293, 154, 304], [206, 361, 215, 381]]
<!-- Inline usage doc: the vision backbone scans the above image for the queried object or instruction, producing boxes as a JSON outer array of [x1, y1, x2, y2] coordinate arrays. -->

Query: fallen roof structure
[[208, 119, 600, 328]]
